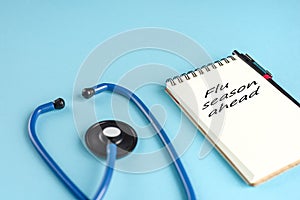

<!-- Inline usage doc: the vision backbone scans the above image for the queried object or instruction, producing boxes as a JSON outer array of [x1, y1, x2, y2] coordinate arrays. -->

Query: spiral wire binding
[[166, 55, 236, 86]]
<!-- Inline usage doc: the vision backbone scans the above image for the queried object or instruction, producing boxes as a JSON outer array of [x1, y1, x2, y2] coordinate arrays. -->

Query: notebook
[[165, 50, 300, 186]]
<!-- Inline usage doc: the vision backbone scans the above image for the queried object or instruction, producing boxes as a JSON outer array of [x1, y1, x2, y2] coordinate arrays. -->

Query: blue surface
[[1, 1, 300, 199]]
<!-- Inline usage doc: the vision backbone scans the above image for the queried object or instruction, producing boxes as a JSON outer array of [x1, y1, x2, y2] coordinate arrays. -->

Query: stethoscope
[[28, 83, 196, 200]]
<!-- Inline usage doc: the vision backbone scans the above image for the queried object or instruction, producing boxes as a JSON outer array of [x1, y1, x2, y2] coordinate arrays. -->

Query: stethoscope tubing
[[28, 83, 196, 200]]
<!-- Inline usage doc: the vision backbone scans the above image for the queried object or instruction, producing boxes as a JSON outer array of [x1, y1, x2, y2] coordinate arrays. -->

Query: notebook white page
[[166, 54, 300, 185]]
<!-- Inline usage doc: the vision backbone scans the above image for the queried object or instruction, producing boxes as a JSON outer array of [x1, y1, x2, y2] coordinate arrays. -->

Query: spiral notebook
[[165, 50, 300, 186]]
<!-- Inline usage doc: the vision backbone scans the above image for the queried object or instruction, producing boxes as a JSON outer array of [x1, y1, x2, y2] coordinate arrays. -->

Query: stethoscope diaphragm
[[85, 120, 138, 159]]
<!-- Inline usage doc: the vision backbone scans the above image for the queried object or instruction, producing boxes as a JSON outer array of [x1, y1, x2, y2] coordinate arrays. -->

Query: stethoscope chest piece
[[85, 120, 138, 159]]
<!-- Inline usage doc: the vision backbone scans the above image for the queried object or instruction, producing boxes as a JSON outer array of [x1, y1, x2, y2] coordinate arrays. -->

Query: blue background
[[1, 0, 300, 199]]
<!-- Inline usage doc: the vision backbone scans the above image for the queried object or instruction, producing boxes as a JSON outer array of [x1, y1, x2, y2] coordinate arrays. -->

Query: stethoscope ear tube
[[28, 98, 88, 200], [28, 98, 117, 200]]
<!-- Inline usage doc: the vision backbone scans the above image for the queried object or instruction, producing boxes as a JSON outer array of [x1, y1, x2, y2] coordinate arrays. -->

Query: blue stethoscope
[[28, 83, 196, 200]]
